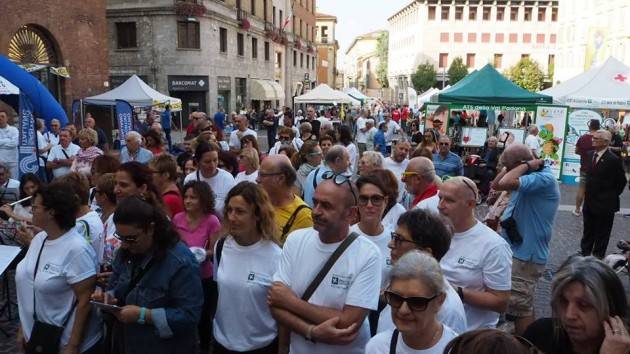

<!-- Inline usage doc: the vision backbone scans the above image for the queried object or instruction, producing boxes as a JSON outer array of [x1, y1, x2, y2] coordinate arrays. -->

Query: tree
[[411, 62, 437, 93], [375, 32, 389, 88], [505, 57, 545, 92], [447, 57, 469, 85]]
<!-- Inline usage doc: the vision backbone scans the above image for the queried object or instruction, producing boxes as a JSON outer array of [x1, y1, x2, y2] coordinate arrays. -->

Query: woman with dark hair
[[523, 256, 630, 354], [212, 182, 281, 354], [16, 181, 102, 353], [144, 129, 166, 156], [368, 169, 407, 228], [240, 134, 263, 160], [444, 328, 540, 354], [420, 130, 437, 153], [378, 209, 467, 335], [114, 161, 164, 211], [150, 154, 184, 217], [218, 150, 240, 177], [92, 196, 203, 354], [173, 181, 221, 354], [292, 140, 322, 196], [89, 154, 121, 213], [183, 142, 236, 216], [0, 172, 41, 223], [338, 125, 358, 174]]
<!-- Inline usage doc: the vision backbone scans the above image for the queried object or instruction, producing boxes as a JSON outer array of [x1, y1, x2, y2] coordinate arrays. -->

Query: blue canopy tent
[[0, 55, 68, 126]]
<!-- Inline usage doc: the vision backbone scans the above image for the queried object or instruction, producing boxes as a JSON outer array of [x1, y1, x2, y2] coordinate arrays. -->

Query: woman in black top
[[524, 256, 630, 354]]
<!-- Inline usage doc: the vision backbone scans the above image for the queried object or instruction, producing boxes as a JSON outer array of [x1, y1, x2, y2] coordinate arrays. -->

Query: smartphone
[[90, 301, 121, 312]]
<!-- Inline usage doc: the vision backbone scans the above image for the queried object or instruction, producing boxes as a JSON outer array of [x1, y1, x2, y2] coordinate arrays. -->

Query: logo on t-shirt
[[246, 271, 273, 287], [331, 274, 351, 289], [248, 272, 255, 281], [458, 257, 465, 264], [42, 263, 61, 275]]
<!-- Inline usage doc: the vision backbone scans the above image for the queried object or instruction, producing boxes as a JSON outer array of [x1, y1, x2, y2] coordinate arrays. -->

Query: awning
[[251, 79, 284, 101], [268, 80, 285, 100]]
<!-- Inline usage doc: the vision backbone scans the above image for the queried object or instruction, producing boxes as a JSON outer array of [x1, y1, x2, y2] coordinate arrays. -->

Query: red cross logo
[[614, 73, 628, 82]]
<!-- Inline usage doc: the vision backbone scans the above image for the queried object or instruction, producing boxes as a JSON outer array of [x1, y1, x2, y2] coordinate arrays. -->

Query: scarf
[[75, 146, 103, 164], [412, 183, 438, 208]]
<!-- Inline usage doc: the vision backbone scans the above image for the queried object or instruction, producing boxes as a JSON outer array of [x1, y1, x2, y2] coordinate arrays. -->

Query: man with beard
[[269, 178, 381, 354]]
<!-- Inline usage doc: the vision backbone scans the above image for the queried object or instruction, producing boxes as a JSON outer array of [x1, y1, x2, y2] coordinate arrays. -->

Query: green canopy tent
[[437, 64, 552, 104]]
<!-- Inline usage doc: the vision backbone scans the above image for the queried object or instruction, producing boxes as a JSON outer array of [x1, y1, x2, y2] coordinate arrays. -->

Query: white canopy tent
[[294, 84, 354, 104], [541, 57, 630, 110], [85, 75, 182, 111], [0, 75, 19, 95], [343, 87, 368, 100], [418, 88, 440, 104]]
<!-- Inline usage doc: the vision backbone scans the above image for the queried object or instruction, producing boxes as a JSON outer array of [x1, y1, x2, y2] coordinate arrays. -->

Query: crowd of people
[[0, 104, 629, 354]]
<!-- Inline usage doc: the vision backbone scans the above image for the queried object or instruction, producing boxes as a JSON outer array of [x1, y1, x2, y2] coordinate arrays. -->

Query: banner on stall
[[535, 105, 569, 179], [424, 104, 449, 136], [18, 94, 39, 178], [115, 100, 134, 148], [498, 128, 527, 145], [560, 109, 602, 184], [460, 127, 488, 147]]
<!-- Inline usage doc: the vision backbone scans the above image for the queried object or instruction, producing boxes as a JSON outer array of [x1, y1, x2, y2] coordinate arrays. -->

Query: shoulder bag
[[280, 205, 311, 241]]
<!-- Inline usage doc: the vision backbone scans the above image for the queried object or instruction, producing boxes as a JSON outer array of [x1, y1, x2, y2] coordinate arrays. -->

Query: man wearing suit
[[580, 129, 627, 258]]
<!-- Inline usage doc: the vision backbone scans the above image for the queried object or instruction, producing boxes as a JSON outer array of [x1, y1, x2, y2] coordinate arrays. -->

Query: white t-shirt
[[383, 157, 409, 202], [15, 230, 101, 352], [525, 134, 541, 157], [234, 170, 259, 184], [229, 128, 257, 150], [385, 120, 401, 146], [47, 143, 80, 178], [414, 194, 440, 214], [382, 203, 406, 229], [0, 125, 19, 165], [274, 228, 381, 354], [37, 131, 48, 167], [440, 221, 512, 330], [366, 325, 458, 354], [345, 143, 359, 174], [184, 169, 236, 216], [351, 223, 393, 289], [44, 131, 60, 147], [213, 236, 282, 351], [377, 281, 467, 335], [356, 117, 368, 143], [75, 211, 105, 264]]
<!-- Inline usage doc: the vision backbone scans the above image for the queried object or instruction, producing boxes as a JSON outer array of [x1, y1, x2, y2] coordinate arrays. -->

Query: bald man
[[438, 176, 512, 331], [269, 179, 381, 354], [257, 154, 312, 244], [494, 143, 560, 335], [402, 157, 439, 212]]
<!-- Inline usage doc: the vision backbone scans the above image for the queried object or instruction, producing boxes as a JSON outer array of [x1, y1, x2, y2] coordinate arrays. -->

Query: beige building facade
[[343, 30, 385, 98], [315, 12, 339, 88]]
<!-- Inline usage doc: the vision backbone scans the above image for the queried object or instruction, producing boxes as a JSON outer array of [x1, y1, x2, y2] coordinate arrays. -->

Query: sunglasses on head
[[322, 171, 357, 204], [384, 290, 437, 312]]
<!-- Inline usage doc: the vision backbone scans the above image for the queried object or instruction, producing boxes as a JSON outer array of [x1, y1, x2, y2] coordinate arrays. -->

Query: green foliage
[[411, 62, 437, 93], [447, 57, 469, 85], [375, 32, 389, 88], [505, 57, 545, 92]]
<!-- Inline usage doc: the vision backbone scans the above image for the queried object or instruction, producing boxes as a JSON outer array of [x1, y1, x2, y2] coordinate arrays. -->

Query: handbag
[[26, 237, 77, 354]]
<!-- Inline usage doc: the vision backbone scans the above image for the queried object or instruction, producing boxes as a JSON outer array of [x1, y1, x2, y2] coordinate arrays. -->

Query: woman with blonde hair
[[71, 128, 103, 176], [235, 147, 260, 184], [213, 182, 281, 354]]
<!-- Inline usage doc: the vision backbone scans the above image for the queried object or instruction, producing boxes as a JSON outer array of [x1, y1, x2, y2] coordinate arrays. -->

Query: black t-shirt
[[523, 318, 576, 354]]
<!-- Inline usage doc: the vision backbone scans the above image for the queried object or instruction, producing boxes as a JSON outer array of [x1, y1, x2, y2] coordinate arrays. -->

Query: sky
[[316, 0, 411, 67]]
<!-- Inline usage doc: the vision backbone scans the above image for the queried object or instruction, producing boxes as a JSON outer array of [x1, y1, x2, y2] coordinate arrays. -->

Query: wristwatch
[[137, 307, 146, 325]]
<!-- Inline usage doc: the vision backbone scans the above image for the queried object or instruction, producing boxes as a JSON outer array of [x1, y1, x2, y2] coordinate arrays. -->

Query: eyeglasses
[[114, 231, 139, 243], [390, 232, 423, 247], [384, 290, 437, 312], [358, 194, 385, 207], [439, 142, 450, 146], [401, 171, 419, 178], [279, 136, 291, 141], [321, 171, 357, 204]]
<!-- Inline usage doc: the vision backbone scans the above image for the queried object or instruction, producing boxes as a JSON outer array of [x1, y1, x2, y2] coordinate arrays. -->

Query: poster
[[115, 100, 134, 148], [584, 27, 610, 70], [18, 93, 39, 178], [498, 128, 526, 145], [535, 105, 569, 179], [460, 127, 487, 147], [561, 109, 602, 184], [424, 104, 449, 136]]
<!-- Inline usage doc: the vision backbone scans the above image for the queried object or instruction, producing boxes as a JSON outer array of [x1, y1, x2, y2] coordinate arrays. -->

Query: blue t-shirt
[[433, 152, 463, 178], [161, 110, 171, 129], [214, 112, 225, 130], [302, 165, 331, 207], [374, 130, 386, 155], [501, 166, 560, 264]]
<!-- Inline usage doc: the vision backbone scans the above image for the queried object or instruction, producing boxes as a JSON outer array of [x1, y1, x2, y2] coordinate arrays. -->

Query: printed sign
[[115, 100, 134, 148], [459, 127, 487, 147], [561, 109, 602, 184], [535, 105, 569, 179], [18, 94, 39, 178]]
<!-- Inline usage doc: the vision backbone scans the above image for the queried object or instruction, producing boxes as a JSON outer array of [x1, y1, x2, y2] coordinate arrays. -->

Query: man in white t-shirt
[[269, 179, 381, 354], [355, 110, 369, 155], [524, 125, 541, 158], [0, 110, 19, 178], [383, 113, 401, 154], [438, 176, 512, 330], [46, 129, 80, 178], [229, 114, 257, 153], [383, 141, 410, 202], [402, 157, 440, 213]]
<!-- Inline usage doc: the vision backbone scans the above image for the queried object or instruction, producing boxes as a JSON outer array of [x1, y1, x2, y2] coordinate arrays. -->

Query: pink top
[[172, 212, 221, 279]]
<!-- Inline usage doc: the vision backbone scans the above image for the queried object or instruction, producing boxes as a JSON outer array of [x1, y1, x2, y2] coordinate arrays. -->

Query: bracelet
[[137, 307, 146, 325], [457, 286, 465, 301], [305, 324, 315, 343]]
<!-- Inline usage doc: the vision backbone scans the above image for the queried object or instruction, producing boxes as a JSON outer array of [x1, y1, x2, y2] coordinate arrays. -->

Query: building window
[[264, 41, 270, 61], [293, 50, 297, 66], [509, 33, 518, 43], [454, 33, 463, 43], [252, 37, 258, 59], [273, 6, 276, 26], [250, 0, 256, 15], [306, 54, 310, 69], [116, 22, 137, 49], [279, 10, 283, 26], [276, 52, 282, 69], [523, 33, 532, 43], [495, 33, 504, 43], [481, 33, 490, 43], [482, 7, 491, 21], [496, 7, 505, 21], [468, 33, 477, 42], [321, 25, 328, 38], [510, 7, 519, 21], [300, 52, 304, 68], [548, 54, 555, 69], [521, 54, 530, 60], [439, 53, 448, 68], [312, 57, 315, 70], [524, 7, 532, 21], [466, 53, 475, 68], [219, 27, 227, 53], [237, 33, 244, 56], [536, 34, 545, 44], [235, 77, 246, 111], [538, 7, 546, 21], [441, 6, 449, 20], [551, 7, 558, 21], [455, 7, 463, 20], [428, 6, 436, 20], [494, 54, 503, 69], [177, 21, 200, 49], [550, 34, 557, 44], [440, 32, 449, 43], [469, 7, 477, 20], [264, 0, 268, 22]]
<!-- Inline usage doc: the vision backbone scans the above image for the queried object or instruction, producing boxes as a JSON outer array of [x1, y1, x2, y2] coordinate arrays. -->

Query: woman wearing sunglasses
[[366, 250, 458, 353], [92, 196, 203, 354], [379, 209, 467, 335], [213, 182, 281, 354]]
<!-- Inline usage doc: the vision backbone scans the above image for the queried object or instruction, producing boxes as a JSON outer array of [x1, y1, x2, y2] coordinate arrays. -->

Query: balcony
[[237, 9, 250, 30]]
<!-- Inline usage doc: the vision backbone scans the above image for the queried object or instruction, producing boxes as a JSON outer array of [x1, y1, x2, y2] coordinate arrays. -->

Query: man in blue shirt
[[213, 108, 226, 132], [302, 145, 350, 207], [494, 143, 560, 336], [161, 105, 172, 151], [433, 136, 463, 178], [120, 131, 154, 164]]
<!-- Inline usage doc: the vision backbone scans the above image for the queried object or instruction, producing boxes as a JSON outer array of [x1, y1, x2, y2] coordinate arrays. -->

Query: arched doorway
[[7, 25, 64, 104]]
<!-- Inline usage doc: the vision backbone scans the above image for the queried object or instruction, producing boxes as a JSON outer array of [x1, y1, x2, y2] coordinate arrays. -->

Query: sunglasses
[[358, 194, 385, 207], [114, 231, 140, 243], [401, 171, 419, 178], [384, 290, 437, 312], [322, 171, 357, 204]]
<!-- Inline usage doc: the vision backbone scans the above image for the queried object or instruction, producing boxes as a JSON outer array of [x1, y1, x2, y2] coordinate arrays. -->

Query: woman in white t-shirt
[[93, 173, 118, 270], [366, 251, 458, 354], [15, 181, 101, 353], [234, 147, 259, 184], [213, 182, 281, 354], [339, 125, 359, 174]]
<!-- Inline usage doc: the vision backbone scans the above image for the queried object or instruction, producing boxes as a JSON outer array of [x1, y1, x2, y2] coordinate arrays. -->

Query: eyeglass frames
[[321, 171, 357, 205], [383, 290, 437, 312]]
